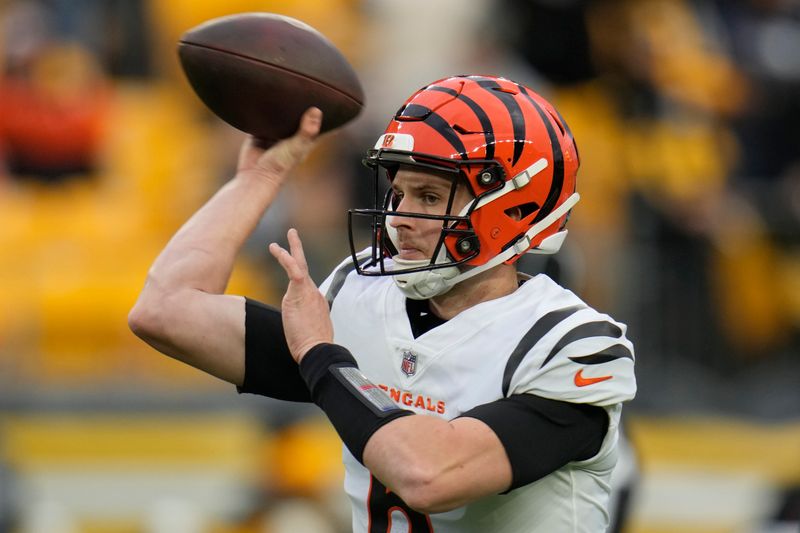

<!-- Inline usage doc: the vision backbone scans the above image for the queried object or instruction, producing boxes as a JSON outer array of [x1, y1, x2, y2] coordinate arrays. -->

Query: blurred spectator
[[0, 0, 156, 184], [0, 41, 111, 183], [0, 0, 53, 75], [591, 0, 799, 373], [497, 0, 597, 85], [0, 0, 113, 183], [0, 0, 153, 78], [43, 0, 154, 78], [712, 0, 800, 183]]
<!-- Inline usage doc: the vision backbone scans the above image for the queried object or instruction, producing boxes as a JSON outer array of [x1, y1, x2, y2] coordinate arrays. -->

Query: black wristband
[[299, 343, 413, 463]]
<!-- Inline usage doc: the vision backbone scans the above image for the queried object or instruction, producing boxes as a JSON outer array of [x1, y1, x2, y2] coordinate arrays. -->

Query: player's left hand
[[269, 228, 334, 363]]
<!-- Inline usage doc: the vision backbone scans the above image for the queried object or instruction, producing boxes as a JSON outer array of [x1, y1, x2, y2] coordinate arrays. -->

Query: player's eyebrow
[[395, 177, 453, 193], [412, 183, 450, 194]]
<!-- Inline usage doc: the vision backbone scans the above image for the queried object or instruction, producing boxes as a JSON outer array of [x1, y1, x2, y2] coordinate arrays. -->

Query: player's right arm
[[128, 108, 322, 386]]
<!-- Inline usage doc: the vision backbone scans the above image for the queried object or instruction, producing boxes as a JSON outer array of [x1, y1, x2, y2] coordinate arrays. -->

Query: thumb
[[256, 107, 323, 176]]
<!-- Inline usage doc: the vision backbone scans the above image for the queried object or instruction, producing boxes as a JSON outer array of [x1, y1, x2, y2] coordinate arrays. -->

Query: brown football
[[177, 13, 364, 141]]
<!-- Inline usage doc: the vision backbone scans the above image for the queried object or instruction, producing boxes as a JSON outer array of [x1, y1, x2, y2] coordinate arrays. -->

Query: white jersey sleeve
[[505, 303, 637, 406]]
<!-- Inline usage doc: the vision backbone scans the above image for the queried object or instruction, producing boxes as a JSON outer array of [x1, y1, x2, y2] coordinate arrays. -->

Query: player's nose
[[387, 206, 415, 229], [387, 214, 411, 231]]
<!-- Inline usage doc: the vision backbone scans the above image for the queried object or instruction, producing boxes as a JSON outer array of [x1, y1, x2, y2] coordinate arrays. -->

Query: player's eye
[[421, 193, 440, 206]]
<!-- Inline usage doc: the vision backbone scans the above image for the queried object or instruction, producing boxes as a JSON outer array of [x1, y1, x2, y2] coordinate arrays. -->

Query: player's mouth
[[396, 246, 428, 260]]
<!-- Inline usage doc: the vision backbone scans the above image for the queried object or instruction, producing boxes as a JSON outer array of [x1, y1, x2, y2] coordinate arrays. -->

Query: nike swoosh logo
[[574, 369, 613, 387]]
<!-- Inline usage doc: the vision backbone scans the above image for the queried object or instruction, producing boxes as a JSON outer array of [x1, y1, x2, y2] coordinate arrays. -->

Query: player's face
[[388, 167, 473, 261]]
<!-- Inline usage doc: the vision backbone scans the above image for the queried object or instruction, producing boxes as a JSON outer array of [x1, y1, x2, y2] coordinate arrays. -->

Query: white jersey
[[319, 255, 636, 533]]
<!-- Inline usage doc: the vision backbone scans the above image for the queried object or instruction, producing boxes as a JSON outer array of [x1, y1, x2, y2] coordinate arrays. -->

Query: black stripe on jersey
[[540, 321, 623, 369], [502, 305, 583, 397], [400, 104, 468, 159], [569, 344, 634, 365], [325, 260, 358, 307], [430, 85, 498, 161], [472, 77, 525, 165], [517, 85, 565, 224]]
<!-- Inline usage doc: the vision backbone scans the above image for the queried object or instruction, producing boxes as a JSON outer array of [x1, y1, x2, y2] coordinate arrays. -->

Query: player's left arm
[[362, 394, 606, 513], [365, 411, 512, 511], [269, 230, 608, 514]]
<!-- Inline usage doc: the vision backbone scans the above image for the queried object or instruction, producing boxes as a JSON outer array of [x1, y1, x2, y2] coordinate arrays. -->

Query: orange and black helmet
[[348, 75, 580, 297]]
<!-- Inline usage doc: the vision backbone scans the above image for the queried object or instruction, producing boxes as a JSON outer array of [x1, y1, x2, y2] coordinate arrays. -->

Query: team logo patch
[[374, 133, 415, 151], [400, 350, 418, 377]]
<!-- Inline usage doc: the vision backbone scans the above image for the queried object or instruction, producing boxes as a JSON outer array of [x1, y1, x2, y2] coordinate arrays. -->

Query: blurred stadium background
[[0, 0, 798, 532]]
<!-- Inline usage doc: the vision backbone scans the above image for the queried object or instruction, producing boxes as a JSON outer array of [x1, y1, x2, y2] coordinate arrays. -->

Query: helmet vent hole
[[491, 86, 519, 95], [453, 123, 480, 135], [506, 202, 540, 221]]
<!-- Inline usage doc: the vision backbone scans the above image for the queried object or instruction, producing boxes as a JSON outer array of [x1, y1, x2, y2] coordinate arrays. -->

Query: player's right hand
[[236, 107, 322, 188], [268, 228, 334, 363]]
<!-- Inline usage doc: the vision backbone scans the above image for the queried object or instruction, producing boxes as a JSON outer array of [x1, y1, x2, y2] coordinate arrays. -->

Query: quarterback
[[130, 75, 636, 532]]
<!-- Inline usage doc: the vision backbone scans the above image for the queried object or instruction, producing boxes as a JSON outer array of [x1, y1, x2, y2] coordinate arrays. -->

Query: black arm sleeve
[[460, 394, 608, 491], [237, 298, 311, 402]]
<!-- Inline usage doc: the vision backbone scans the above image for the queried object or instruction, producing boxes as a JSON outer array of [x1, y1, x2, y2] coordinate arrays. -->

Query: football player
[[130, 75, 636, 532]]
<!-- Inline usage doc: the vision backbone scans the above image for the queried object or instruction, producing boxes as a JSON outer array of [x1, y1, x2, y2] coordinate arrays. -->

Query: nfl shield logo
[[400, 351, 417, 377]]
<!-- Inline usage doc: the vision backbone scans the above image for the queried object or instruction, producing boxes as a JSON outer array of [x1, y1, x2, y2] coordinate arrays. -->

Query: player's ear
[[507, 206, 522, 221]]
